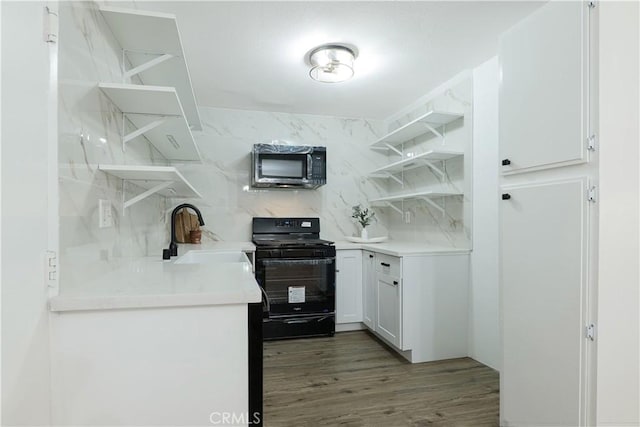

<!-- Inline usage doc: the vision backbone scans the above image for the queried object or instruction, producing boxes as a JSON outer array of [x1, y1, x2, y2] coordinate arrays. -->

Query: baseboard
[[335, 322, 366, 332]]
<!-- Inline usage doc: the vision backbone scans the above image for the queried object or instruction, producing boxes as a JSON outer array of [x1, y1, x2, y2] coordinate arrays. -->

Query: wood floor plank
[[264, 331, 499, 427]]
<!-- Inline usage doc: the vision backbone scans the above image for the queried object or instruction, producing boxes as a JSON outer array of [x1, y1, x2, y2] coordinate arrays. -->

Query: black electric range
[[252, 217, 336, 340]]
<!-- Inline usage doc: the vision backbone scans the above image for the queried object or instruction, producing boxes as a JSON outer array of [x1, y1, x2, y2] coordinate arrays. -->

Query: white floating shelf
[[99, 164, 202, 211], [99, 83, 201, 162], [371, 110, 463, 152], [100, 6, 202, 131], [370, 190, 462, 216], [370, 190, 462, 204], [369, 149, 463, 182]]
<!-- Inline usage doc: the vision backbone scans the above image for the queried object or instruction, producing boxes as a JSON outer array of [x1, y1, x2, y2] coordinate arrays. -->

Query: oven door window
[[259, 154, 307, 179], [261, 258, 335, 315]]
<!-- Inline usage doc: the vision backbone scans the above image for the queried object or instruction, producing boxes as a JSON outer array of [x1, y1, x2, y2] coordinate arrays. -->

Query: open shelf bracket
[[121, 113, 170, 151], [423, 122, 444, 140], [384, 201, 403, 215], [418, 196, 446, 217], [122, 50, 175, 81], [419, 159, 446, 181], [384, 142, 403, 156], [378, 172, 404, 186], [122, 180, 174, 214]]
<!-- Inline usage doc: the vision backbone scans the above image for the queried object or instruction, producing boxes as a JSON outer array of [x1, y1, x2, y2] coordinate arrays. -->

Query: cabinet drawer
[[376, 253, 401, 277]]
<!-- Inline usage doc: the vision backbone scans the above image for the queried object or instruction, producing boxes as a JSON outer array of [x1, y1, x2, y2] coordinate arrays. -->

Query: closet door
[[500, 178, 589, 426], [499, 1, 589, 174]]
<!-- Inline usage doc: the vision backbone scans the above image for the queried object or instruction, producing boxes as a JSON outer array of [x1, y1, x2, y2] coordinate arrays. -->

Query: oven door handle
[[284, 318, 310, 324], [282, 315, 332, 324], [260, 258, 335, 266], [258, 284, 271, 314]]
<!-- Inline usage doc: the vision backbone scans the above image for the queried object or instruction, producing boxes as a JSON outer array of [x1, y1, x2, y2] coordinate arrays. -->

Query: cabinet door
[[376, 272, 401, 348], [362, 251, 376, 330], [499, 1, 588, 174], [501, 178, 588, 426], [335, 250, 363, 324]]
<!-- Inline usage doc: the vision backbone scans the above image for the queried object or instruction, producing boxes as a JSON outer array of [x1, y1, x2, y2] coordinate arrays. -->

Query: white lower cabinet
[[376, 271, 402, 348], [335, 250, 363, 324], [50, 305, 249, 426], [362, 251, 377, 330], [363, 250, 469, 363]]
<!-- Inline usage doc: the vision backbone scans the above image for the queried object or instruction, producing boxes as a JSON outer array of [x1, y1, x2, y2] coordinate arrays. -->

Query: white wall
[[469, 57, 500, 371], [1, 1, 54, 424], [181, 107, 387, 242], [596, 2, 640, 425], [58, 0, 168, 291]]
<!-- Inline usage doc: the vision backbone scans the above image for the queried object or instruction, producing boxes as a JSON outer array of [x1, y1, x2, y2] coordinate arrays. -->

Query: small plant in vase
[[352, 205, 375, 240]]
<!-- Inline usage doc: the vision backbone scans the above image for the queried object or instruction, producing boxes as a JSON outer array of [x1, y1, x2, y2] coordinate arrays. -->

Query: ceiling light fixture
[[308, 44, 357, 83]]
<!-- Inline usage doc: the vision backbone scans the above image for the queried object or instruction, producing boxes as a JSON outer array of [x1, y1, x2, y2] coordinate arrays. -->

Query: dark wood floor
[[263, 331, 499, 427]]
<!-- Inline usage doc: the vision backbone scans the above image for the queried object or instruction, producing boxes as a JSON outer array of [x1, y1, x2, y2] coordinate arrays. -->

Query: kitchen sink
[[174, 251, 250, 265]]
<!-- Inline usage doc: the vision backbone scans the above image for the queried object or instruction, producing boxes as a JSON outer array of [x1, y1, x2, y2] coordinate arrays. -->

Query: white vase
[[360, 227, 368, 240]]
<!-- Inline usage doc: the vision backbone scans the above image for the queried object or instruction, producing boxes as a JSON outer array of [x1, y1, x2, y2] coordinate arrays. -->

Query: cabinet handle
[[502, 158, 511, 166], [393, 281, 399, 286], [336, 269, 340, 273], [369, 254, 374, 258], [502, 193, 511, 200], [380, 262, 390, 267]]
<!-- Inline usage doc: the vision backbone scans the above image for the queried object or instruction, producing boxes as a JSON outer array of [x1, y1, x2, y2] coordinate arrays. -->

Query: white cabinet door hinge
[[43, 6, 58, 44], [586, 324, 596, 341], [587, 186, 597, 203], [587, 134, 596, 151], [45, 250, 57, 285]]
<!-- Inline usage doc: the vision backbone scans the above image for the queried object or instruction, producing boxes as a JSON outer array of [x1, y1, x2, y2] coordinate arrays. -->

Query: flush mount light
[[308, 44, 358, 83]]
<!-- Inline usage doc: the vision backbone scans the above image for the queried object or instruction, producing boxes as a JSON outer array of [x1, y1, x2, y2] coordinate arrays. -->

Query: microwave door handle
[[307, 155, 313, 180]]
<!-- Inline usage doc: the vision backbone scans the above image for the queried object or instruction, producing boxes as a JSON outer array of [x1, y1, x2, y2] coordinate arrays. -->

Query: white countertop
[[333, 240, 471, 256], [50, 239, 467, 312], [50, 241, 260, 312]]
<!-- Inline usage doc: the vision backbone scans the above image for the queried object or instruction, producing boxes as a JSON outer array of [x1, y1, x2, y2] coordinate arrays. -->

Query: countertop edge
[[50, 288, 262, 313], [333, 241, 471, 256]]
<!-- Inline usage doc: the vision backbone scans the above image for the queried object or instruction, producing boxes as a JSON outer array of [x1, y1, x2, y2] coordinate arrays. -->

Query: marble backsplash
[[58, 1, 169, 287], [57, 1, 472, 294], [380, 77, 473, 247], [174, 107, 389, 242], [174, 78, 472, 248]]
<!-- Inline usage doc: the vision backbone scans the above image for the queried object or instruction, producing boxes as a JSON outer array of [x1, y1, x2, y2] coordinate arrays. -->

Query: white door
[[501, 178, 589, 426], [335, 250, 363, 324], [376, 272, 401, 348], [499, 1, 589, 174], [362, 251, 376, 330]]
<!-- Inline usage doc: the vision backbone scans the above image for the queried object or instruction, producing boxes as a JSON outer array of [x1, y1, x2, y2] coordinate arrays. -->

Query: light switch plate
[[404, 211, 411, 224], [98, 199, 113, 228]]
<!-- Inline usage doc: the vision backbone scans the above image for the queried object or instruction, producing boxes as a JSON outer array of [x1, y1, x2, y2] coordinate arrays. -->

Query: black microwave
[[251, 144, 326, 189]]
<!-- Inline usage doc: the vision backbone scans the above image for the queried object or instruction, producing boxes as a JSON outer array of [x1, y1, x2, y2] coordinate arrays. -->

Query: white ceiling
[[142, 1, 545, 119]]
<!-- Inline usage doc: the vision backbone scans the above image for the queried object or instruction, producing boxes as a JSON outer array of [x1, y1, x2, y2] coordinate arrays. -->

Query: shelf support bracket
[[418, 196, 446, 217], [420, 159, 446, 181], [423, 123, 444, 140], [122, 180, 174, 214], [383, 143, 403, 156], [384, 201, 403, 215], [123, 53, 174, 80], [122, 115, 168, 146], [381, 172, 404, 186]]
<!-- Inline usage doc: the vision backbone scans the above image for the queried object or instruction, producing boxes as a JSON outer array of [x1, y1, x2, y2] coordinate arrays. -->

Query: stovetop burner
[[252, 237, 334, 247], [251, 217, 333, 248]]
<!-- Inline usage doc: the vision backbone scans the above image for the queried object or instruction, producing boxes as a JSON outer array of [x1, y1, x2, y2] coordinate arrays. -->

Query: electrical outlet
[[404, 211, 411, 224], [98, 199, 113, 228]]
